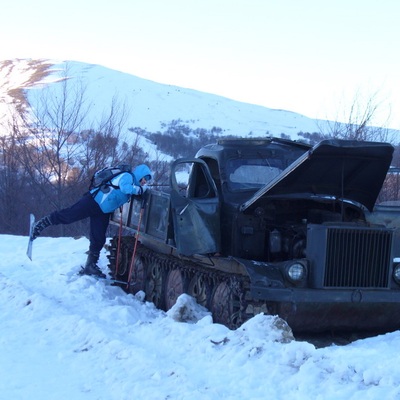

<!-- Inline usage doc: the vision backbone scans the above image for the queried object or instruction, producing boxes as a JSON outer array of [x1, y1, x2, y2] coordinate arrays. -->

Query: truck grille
[[324, 227, 392, 288]]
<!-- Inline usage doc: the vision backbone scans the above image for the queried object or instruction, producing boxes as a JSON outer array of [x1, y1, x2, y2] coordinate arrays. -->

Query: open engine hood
[[240, 139, 394, 212]]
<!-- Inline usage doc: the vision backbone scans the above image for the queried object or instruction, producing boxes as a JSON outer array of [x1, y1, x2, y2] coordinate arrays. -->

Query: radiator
[[307, 224, 393, 288]]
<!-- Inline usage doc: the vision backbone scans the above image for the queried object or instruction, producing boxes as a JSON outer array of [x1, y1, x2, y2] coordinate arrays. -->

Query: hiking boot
[[81, 263, 106, 278], [80, 251, 106, 278], [32, 216, 52, 240]]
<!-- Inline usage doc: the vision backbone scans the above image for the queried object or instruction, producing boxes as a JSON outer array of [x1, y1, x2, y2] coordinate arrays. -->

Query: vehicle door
[[170, 158, 221, 256]]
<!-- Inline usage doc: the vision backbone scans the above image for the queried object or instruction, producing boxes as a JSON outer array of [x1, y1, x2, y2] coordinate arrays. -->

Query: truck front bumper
[[250, 286, 400, 333]]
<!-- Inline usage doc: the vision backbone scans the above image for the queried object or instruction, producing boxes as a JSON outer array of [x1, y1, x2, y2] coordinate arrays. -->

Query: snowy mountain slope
[[0, 58, 325, 140]]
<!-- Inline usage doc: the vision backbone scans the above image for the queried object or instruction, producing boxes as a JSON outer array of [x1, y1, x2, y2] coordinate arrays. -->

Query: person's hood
[[240, 139, 394, 212], [133, 164, 152, 183]]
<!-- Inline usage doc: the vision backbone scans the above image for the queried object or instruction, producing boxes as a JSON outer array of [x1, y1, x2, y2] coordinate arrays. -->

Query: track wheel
[[145, 259, 165, 309], [165, 269, 186, 310], [129, 256, 146, 295], [187, 273, 212, 308], [115, 242, 130, 278], [210, 281, 243, 329]]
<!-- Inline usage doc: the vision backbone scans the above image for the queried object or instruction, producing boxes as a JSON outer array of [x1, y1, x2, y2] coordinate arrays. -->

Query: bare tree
[[3, 63, 138, 237], [0, 131, 33, 234], [14, 66, 90, 208], [78, 95, 131, 177], [319, 89, 393, 143]]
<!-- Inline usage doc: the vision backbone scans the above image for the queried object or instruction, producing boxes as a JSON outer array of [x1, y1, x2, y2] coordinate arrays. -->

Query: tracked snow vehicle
[[108, 137, 400, 333]]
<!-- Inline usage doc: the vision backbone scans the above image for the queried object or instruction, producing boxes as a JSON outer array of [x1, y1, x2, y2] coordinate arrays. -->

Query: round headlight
[[287, 262, 306, 282], [393, 264, 400, 284]]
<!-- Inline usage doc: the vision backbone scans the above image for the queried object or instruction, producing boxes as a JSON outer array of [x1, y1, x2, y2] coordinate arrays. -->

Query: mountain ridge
[[0, 58, 324, 140]]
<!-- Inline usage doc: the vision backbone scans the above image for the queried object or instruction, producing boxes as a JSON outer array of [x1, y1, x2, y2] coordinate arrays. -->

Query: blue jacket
[[92, 164, 152, 213]]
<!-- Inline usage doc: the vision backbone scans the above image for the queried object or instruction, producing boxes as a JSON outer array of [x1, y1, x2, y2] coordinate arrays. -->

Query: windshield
[[227, 158, 283, 191]]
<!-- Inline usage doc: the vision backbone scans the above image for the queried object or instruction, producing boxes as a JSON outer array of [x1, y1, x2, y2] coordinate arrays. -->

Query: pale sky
[[1, 0, 399, 129]]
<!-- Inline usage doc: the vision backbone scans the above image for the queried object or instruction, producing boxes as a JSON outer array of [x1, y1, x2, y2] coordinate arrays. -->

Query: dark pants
[[49, 193, 111, 254]]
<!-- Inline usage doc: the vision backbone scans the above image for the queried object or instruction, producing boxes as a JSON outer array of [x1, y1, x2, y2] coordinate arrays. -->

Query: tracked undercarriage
[[107, 237, 270, 329]]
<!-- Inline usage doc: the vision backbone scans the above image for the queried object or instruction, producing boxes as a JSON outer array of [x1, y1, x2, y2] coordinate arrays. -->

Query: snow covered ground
[[1, 234, 400, 400]]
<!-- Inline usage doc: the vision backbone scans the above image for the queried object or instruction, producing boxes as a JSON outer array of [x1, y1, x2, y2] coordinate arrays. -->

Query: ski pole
[[126, 198, 145, 290], [114, 205, 124, 277]]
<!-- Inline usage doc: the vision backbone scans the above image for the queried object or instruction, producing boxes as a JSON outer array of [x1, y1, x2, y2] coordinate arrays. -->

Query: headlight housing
[[285, 261, 307, 284], [393, 263, 400, 284]]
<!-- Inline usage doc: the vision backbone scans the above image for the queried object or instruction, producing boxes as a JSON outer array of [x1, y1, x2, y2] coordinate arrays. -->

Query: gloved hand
[[141, 184, 149, 193], [134, 185, 148, 196]]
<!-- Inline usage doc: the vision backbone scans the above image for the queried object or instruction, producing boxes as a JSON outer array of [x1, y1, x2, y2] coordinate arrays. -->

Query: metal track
[[107, 237, 261, 329]]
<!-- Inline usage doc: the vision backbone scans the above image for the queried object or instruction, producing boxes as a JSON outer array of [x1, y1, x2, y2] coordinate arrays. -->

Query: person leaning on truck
[[31, 164, 152, 278]]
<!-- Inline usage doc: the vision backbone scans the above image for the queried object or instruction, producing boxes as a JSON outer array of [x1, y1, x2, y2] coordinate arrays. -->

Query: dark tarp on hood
[[240, 139, 394, 212]]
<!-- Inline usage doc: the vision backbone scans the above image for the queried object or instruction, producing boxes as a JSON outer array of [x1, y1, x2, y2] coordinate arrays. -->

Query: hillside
[[0, 58, 325, 142]]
